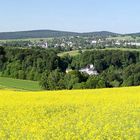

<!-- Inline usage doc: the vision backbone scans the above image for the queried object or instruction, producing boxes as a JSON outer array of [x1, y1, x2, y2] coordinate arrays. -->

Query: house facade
[[79, 64, 98, 76]]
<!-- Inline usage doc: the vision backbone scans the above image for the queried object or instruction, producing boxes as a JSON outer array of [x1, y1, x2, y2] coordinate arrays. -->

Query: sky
[[0, 0, 140, 33]]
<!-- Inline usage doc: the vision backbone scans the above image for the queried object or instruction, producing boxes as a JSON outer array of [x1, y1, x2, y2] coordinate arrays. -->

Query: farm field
[[58, 48, 140, 57], [108, 35, 133, 40], [0, 87, 140, 139], [0, 77, 41, 91], [58, 50, 82, 57], [0, 37, 53, 42], [108, 35, 140, 41]]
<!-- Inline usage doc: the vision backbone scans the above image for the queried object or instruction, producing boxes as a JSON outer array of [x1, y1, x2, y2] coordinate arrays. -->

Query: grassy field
[[58, 48, 140, 57], [0, 86, 140, 139], [58, 50, 81, 57], [0, 37, 53, 42], [105, 47, 140, 52], [0, 77, 41, 91], [108, 35, 140, 41]]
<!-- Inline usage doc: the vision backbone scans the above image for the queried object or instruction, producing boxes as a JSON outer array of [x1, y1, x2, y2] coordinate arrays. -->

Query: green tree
[[0, 47, 6, 70], [64, 71, 83, 89], [47, 69, 65, 90], [39, 70, 50, 90]]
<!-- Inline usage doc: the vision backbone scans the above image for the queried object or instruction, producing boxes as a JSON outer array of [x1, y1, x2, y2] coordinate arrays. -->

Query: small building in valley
[[79, 64, 98, 76]]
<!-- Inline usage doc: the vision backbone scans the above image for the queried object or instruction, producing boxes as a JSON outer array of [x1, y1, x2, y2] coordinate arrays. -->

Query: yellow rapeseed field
[[0, 87, 140, 139]]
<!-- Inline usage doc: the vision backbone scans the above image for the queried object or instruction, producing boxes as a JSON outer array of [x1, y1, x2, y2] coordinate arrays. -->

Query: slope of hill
[[82, 31, 119, 37], [127, 32, 140, 36], [0, 30, 119, 40], [0, 77, 41, 91]]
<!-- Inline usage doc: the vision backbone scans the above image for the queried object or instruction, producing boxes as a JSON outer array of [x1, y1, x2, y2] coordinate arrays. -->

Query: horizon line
[[0, 29, 139, 35]]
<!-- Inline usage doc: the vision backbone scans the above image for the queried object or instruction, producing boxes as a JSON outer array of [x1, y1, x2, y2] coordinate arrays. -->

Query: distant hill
[[126, 32, 140, 36], [81, 31, 119, 37], [0, 30, 119, 40]]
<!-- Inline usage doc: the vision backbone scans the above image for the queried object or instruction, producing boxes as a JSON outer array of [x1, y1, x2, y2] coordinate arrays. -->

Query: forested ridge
[[0, 30, 118, 39], [0, 46, 140, 90]]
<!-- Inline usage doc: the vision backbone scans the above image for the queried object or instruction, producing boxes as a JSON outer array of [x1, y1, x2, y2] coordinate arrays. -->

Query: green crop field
[[0, 38, 53, 43], [58, 48, 140, 57], [108, 35, 140, 41], [105, 48, 140, 52], [58, 50, 81, 57], [0, 77, 41, 91]]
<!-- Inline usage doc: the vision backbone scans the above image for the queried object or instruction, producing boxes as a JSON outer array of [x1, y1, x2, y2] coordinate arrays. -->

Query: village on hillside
[[1, 35, 140, 50]]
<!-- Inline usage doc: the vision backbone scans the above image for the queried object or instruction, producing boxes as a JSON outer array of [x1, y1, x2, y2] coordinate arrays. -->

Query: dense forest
[[0, 46, 140, 90]]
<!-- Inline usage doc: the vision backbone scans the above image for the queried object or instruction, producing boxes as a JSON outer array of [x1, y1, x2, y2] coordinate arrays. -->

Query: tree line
[[0, 46, 140, 90]]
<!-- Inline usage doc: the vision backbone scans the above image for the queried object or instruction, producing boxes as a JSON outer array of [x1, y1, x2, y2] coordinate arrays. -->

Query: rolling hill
[[0, 77, 41, 91], [0, 30, 119, 40], [126, 32, 140, 36]]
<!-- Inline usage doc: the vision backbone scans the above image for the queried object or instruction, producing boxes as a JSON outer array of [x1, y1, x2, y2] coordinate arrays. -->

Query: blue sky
[[0, 0, 139, 33]]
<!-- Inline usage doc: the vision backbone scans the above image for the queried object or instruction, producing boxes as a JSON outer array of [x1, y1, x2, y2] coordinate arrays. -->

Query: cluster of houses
[[28, 38, 140, 49], [1, 35, 140, 49], [91, 39, 140, 47], [36, 38, 140, 49], [28, 41, 48, 48]]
